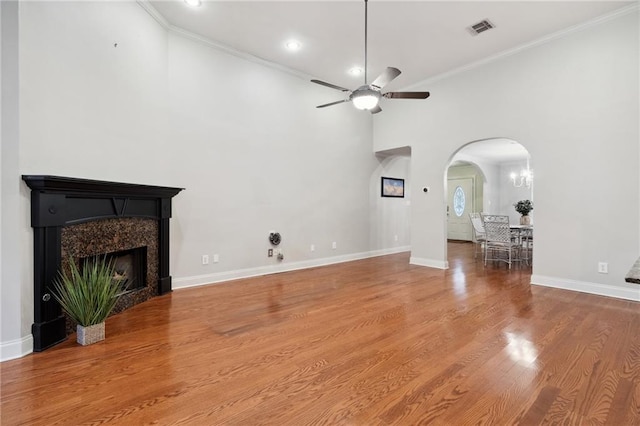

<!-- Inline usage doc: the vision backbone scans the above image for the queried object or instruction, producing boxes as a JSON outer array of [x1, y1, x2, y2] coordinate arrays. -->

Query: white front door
[[447, 178, 474, 241]]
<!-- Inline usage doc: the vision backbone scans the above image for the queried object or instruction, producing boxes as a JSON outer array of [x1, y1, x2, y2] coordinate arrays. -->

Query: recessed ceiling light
[[349, 67, 363, 76], [184, 0, 201, 7], [285, 40, 302, 51]]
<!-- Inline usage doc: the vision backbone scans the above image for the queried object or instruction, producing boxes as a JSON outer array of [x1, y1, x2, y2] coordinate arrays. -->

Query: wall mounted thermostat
[[269, 232, 281, 246]]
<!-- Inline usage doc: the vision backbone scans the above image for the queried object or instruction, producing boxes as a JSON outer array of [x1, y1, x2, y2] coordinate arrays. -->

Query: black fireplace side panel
[[158, 198, 172, 295], [32, 226, 66, 350]]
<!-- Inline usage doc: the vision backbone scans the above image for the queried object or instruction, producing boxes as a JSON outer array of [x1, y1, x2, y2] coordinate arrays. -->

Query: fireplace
[[23, 175, 182, 351]]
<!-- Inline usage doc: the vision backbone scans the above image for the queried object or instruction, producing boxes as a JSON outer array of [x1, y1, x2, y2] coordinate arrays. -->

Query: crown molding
[[136, 0, 313, 81], [136, 1, 637, 90], [136, 0, 170, 29], [168, 25, 314, 81]]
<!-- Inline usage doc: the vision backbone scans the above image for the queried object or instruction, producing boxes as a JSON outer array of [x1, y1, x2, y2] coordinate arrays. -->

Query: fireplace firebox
[[83, 246, 147, 293], [109, 247, 146, 292], [23, 175, 183, 351]]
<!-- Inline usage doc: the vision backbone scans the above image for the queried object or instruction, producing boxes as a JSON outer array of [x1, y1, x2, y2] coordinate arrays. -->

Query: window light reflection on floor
[[504, 332, 538, 367]]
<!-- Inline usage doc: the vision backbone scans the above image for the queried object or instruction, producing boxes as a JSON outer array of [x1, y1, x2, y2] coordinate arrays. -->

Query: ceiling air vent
[[468, 19, 495, 36]]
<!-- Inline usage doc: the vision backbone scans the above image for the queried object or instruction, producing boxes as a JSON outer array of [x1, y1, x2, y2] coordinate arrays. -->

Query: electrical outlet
[[332, 241, 337, 249], [201, 255, 209, 265], [598, 262, 608, 274], [268, 249, 273, 257], [213, 254, 219, 263], [310, 244, 315, 252]]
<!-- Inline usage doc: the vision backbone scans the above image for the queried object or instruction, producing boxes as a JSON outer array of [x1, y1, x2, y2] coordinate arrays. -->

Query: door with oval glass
[[447, 178, 474, 241]]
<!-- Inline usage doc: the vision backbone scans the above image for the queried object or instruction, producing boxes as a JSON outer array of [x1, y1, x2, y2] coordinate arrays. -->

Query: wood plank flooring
[[2, 242, 639, 425]]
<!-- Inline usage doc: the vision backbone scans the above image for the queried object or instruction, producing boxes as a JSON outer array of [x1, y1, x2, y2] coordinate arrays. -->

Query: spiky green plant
[[51, 257, 125, 326]]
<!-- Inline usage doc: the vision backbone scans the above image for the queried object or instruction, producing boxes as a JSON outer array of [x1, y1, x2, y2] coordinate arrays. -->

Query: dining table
[[510, 224, 533, 264]]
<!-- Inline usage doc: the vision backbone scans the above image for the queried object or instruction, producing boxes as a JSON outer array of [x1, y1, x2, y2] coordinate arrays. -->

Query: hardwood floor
[[2, 243, 639, 425]]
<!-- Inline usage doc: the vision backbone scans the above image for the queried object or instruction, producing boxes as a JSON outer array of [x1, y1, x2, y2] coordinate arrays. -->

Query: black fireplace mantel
[[22, 175, 183, 351]]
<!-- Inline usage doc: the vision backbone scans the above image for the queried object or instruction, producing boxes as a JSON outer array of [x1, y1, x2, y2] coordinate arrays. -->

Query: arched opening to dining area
[[444, 138, 534, 269]]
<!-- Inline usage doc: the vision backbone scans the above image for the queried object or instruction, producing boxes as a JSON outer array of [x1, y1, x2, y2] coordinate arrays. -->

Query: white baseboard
[[409, 256, 448, 270], [1, 335, 33, 362], [531, 274, 640, 302], [173, 246, 411, 290]]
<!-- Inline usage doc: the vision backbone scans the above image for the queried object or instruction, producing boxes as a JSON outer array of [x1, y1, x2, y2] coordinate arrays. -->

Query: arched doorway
[[444, 138, 533, 263]]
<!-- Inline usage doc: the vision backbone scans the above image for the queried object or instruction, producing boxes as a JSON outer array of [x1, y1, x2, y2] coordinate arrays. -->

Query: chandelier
[[510, 160, 533, 188]]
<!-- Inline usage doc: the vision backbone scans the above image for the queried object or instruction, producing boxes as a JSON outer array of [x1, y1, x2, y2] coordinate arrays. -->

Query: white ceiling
[[147, 0, 632, 92], [145, 0, 633, 162]]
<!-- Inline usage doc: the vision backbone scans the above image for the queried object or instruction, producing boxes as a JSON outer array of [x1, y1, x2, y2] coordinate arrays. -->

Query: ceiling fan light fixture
[[184, 0, 202, 7], [351, 89, 380, 110]]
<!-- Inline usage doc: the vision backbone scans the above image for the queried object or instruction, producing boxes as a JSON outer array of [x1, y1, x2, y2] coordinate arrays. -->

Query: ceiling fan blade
[[316, 99, 349, 108], [383, 91, 431, 99], [311, 79, 350, 92], [370, 105, 382, 114], [370, 67, 401, 90]]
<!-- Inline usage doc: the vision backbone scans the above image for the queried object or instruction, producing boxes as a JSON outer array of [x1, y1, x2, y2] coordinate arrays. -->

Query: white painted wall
[[166, 32, 379, 284], [1, 1, 33, 361], [369, 154, 411, 250], [19, 1, 170, 180], [374, 10, 640, 300]]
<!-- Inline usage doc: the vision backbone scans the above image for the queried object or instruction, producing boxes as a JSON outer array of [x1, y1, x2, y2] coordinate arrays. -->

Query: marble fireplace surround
[[22, 175, 182, 351], [61, 218, 157, 335]]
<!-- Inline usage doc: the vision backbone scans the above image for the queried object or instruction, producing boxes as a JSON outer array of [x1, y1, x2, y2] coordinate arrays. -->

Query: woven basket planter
[[77, 322, 105, 346]]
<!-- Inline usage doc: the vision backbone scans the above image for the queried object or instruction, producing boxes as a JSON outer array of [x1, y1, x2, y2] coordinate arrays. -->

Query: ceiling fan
[[311, 0, 430, 114]]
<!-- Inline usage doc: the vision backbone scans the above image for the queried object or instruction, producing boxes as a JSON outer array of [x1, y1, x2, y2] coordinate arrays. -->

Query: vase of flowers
[[514, 200, 533, 225]]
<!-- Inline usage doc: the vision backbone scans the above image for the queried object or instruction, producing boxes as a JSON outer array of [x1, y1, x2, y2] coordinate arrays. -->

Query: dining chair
[[469, 212, 486, 259], [482, 214, 521, 269]]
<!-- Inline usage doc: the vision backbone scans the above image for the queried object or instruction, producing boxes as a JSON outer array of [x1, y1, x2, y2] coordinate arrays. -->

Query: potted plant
[[51, 257, 126, 345], [514, 200, 533, 225]]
